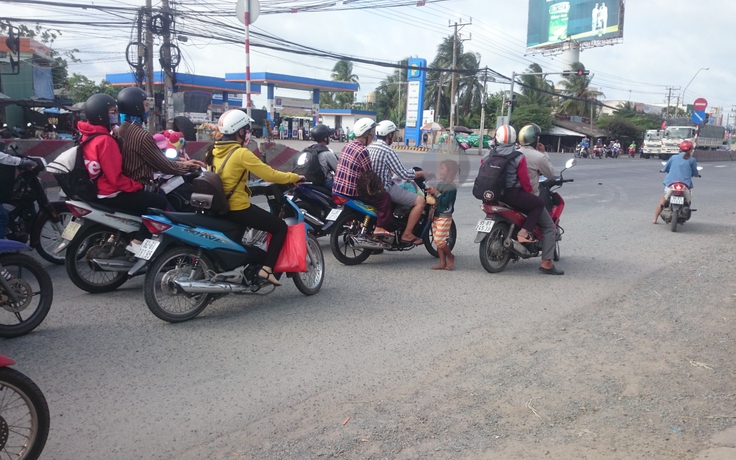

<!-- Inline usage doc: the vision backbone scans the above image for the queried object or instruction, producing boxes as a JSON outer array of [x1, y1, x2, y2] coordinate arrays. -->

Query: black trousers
[[503, 187, 545, 233], [100, 190, 169, 240], [226, 205, 286, 269]]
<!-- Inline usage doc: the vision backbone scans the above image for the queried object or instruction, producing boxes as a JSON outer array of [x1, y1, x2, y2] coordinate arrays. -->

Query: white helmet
[[218, 109, 254, 135], [495, 125, 517, 145], [376, 120, 398, 137], [353, 117, 377, 138]]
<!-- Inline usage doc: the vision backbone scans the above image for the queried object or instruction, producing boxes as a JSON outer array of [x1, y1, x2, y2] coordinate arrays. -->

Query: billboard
[[527, 0, 624, 50]]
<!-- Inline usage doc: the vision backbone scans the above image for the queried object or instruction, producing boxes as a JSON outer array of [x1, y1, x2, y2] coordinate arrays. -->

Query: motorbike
[[592, 145, 604, 159], [0, 142, 71, 265], [574, 145, 589, 159], [0, 355, 50, 459], [0, 239, 53, 338], [628, 146, 636, 158], [287, 183, 339, 238], [475, 159, 576, 273], [658, 162, 702, 232], [55, 172, 200, 294], [128, 180, 325, 323], [328, 173, 457, 265]]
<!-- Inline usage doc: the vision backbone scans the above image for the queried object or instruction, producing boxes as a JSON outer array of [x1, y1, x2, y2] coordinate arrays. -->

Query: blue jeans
[[0, 206, 8, 239]]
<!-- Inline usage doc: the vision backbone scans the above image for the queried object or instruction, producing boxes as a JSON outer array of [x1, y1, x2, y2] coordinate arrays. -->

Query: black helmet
[[85, 94, 117, 128], [311, 124, 332, 143], [117, 86, 148, 118]]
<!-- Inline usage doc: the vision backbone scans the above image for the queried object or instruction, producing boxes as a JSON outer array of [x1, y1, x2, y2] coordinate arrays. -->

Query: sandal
[[517, 234, 537, 244], [258, 267, 282, 287], [401, 236, 423, 246], [373, 230, 392, 237]]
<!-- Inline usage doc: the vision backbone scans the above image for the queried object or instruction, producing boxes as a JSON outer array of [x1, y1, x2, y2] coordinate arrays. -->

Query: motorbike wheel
[[670, 206, 679, 233], [292, 234, 325, 296], [329, 212, 371, 266], [65, 225, 129, 293], [34, 202, 73, 265], [479, 222, 511, 274], [0, 253, 53, 338], [0, 367, 50, 459], [144, 246, 214, 323], [423, 220, 457, 258]]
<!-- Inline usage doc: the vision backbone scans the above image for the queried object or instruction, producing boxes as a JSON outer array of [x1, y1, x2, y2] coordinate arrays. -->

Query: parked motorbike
[[658, 162, 702, 232], [55, 172, 199, 294], [0, 239, 53, 338], [328, 173, 457, 265], [0, 142, 71, 265], [475, 159, 576, 273], [0, 354, 50, 459], [128, 180, 325, 323]]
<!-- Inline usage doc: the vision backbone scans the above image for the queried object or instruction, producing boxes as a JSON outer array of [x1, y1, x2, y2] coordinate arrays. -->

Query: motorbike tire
[[329, 212, 371, 266], [670, 205, 679, 233], [292, 233, 325, 296], [33, 201, 73, 265], [0, 367, 50, 459], [423, 219, 457, 258], [479, 222, 511, 274], [65, 225, 129, 294], [144, 246, 214, 323], [0, 253, 53, 338]]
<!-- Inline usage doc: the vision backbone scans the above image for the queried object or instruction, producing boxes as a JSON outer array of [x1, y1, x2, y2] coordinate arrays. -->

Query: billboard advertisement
[[527, 0, 624, 50]]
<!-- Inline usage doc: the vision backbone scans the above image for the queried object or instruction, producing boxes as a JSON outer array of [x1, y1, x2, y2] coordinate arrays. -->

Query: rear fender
[[0, 239, 33, 253], [0, 355, 16, 367], [128, 235, 176, 277], [345, 200, 377, 217]]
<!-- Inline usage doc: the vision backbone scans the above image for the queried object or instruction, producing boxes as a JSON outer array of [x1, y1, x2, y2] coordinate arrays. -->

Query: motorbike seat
[[147, 209, 242, 233], [86, 200, 141, 216], [306, 184, 333, 197]]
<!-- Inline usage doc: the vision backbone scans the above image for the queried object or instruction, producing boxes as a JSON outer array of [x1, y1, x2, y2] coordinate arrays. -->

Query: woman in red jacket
[[79, 94, 168, 254]]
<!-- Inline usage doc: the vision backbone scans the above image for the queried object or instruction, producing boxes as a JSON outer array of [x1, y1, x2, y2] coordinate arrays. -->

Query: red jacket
[[78, 122, 142, 198], [515, 156, 533, 193]]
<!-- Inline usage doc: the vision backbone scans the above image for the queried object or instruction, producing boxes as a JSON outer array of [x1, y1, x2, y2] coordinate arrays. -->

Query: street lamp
[[682, 67, 709, 106]]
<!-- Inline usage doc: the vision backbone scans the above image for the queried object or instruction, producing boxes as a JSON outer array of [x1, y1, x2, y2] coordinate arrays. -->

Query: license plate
[[60, 220, 82, 240], [136, 239, 161, 261], [475, 219, 495, 233], [326, 208, 342, 222], [670, 196, 685, 205]]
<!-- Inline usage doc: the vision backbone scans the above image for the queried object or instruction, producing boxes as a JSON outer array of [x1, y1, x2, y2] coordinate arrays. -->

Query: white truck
[[641, 130, 662, 159], [660, 118, 726, 159]]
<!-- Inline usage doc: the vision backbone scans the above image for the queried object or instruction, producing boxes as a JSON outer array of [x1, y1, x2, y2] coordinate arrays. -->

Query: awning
[[546, 125, 587, 137]]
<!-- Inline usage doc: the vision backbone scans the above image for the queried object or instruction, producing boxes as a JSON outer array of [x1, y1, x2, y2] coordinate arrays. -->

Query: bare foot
[[431, 264, 447, 270], [445, 253, 455, 270], [652, 220, 658, 224]]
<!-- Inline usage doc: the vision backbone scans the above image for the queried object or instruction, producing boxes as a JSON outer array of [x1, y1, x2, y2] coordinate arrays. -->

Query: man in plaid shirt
[[332, 118, 392, 235], [368, 120, 430, 245]]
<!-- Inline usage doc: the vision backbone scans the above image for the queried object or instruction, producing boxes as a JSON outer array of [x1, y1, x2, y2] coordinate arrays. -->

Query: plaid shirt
[[332, 140, 372, 197], [367, 139, 417, 191]]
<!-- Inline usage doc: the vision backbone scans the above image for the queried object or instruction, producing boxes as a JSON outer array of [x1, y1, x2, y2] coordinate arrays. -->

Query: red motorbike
[[0, 354, 50, 459], [475, 159, 576, 273]]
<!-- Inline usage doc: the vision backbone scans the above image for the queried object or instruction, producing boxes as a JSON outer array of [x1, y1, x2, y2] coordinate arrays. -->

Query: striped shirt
[[117, 121, 190, 184], [332, 140, 372, 197], [367, 139, 416, 191]]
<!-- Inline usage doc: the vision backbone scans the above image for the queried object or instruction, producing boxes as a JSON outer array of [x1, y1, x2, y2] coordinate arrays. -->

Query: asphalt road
[[3, 154, 736, 459]]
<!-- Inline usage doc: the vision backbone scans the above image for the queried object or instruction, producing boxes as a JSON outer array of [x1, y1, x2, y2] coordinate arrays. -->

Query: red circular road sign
[[693, 98, 708, 111]]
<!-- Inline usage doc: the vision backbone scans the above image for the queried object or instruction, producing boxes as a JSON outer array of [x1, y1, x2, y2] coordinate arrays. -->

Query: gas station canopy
[[225, 72, 358, 93], [106, 72, 261, 94]]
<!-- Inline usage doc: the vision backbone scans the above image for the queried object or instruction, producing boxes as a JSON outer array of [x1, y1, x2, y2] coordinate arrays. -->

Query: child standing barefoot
[[427, 160, 458, 270]]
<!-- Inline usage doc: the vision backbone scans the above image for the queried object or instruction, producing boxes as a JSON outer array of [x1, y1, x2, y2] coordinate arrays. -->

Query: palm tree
[[331, 60, 360, 108], [425, 36, 454, 122], [613, 101, 638, 117], [558, 63, 604, 116], [374, 59, 410, 126], [518, 63, 554, 108], [455, 51, 482, 120]]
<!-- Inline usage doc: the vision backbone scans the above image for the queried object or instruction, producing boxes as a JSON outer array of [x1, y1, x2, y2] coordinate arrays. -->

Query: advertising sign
[[274, 96, 313, 111], [405, 82, 421, 128], [404, 58, 427, 146], [527, 0, 624, 50]]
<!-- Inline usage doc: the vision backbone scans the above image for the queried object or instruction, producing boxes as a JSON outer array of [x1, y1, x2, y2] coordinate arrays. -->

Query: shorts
[[389, 183, 421, 207], [432, 217, 452, 248]]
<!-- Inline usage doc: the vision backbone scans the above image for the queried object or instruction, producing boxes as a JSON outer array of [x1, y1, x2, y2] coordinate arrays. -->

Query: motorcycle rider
[[332, 118, 392, 236], [305, 124, 339, 189], [653, 140, 699, 224], [368, 120, 429, 245], [115, 87, 204, 188], [0, 141, 38, 239], [208, 110, 303, 286], [518, 124, 563, 275]]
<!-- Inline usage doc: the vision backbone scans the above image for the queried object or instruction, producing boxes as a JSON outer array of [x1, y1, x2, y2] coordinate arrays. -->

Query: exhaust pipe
[[504, 239, 531, 257], [91, 259, 135, 272], [302, 211, 325, 227], [172, 280, 252, 294], [350, 235, 391, 250]]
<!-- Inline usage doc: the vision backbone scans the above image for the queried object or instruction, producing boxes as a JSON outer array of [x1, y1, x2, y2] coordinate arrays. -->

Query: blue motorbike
[[286, 183, 339, 238], [130, 181, 325, 323], [0, 239, 53, 337]]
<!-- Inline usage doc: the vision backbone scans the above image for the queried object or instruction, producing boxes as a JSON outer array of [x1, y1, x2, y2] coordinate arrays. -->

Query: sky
[[4, 0, 735, 117]]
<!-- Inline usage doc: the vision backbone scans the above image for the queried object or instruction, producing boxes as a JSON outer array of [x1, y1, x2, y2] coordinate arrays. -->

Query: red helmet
[[679, 140, 694, 152]]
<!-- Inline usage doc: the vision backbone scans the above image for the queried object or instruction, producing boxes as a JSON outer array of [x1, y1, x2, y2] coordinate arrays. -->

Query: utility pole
[[665, 86, 681, 122], [478, 67, 488, 156], [448, 18, 471, 133], [136, 8, 145, 88], [144, 0, 156, 133], [507, 71, 516, 122], [161, 0, 174, 129]]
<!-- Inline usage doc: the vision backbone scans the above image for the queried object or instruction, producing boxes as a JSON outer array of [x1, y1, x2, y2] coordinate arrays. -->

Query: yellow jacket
[[210, 141, 299, 211]]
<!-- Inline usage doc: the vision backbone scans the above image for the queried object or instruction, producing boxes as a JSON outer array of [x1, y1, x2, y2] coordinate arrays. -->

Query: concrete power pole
[[478, 67, 488, 156], [161, 0, 174, 129], [448, 19, 471, 133], [144, 0, 156, 133]]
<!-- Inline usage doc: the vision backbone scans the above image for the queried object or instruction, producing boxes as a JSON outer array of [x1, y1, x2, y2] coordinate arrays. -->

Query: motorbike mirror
[[296, 152, 308, 167], [164, 148, 178, 160], [565, 158, 577, 169]]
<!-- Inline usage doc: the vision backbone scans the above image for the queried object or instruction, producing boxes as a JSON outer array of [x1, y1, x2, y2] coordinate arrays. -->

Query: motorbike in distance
[[475, 158, 576, 273], [658, 161, 702, 232], [0, 354, 50, 459]]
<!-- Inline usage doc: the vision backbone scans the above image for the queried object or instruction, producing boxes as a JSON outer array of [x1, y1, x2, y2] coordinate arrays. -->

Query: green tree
[[66, 73, 119, 103], [517, 63, 554, 108], [331, 60, 360, 108], [558, 63, 604, 116], [510, 103, 554, 132], [373, 59, 409, 127]]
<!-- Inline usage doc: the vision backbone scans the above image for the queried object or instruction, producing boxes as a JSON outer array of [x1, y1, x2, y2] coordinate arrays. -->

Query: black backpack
[[51, 133, 106, 201], [190, 145, 244, 215], [472, 150, 522, 202], [293, 145, 327, 185]]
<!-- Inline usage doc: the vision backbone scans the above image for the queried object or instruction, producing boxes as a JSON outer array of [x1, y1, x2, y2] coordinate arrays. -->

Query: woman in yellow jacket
[[208, 110, 303, 286]]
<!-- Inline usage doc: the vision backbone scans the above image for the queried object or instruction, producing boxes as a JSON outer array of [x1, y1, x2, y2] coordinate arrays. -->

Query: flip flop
[[373, 230, 392, 237], [401, 236, 423, 246], [517, 235, 537, 244]]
